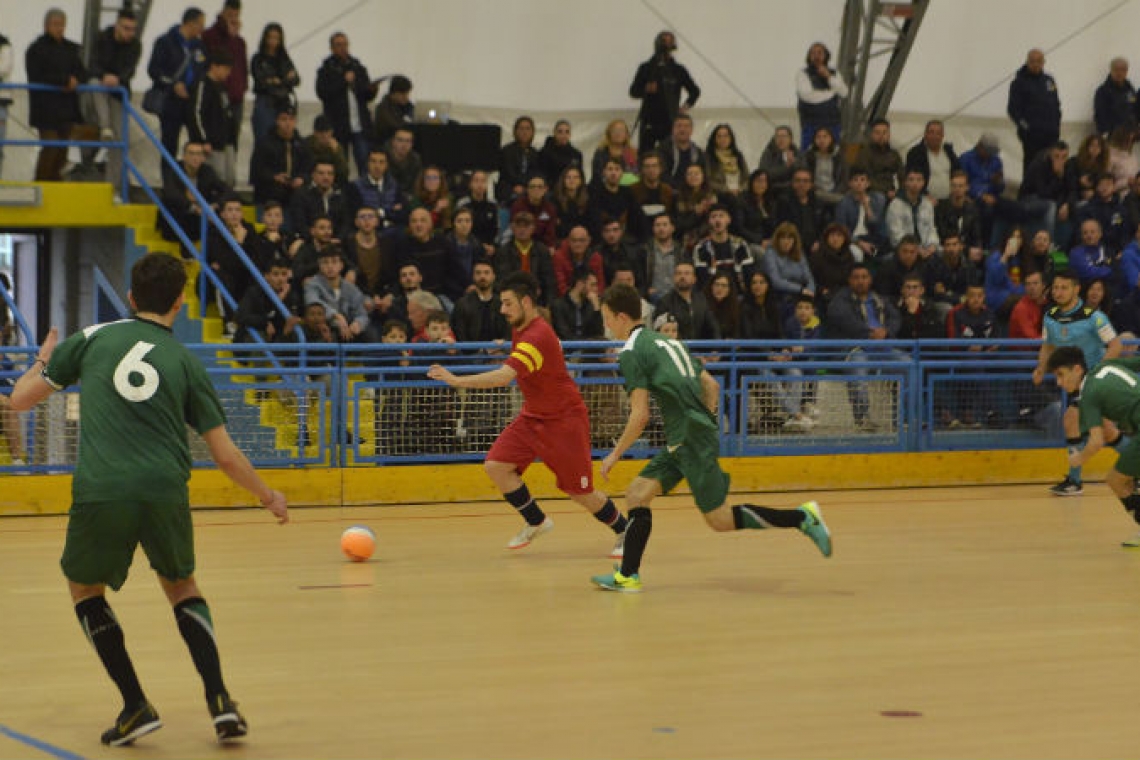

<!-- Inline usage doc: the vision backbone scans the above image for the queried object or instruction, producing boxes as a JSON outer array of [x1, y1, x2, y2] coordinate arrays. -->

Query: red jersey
[[504, 316, 587, 419]]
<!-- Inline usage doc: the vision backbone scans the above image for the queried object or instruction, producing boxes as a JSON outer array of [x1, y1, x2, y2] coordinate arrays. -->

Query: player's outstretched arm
[[10, 327, 59, 412], [699, 370, 720, 416], [202, 426, 289, 524], [427, 363, 517, 389], [601, 388, 651, 479], [1033, 342, 1054, 385], [1104, 335, 1124, 361], [1070, 425, 1105, 468]]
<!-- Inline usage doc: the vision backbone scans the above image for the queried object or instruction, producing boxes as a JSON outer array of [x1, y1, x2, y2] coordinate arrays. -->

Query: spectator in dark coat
[[315, 32, 377, 177], [551, 270, 604, 340], [159, 141, 228, 243], [628, 31, 700, 152], [250, 22, 299, 140], [84, 9, 141, 188], [186, 49, 234, 179], [234, 257, 302, 344], [451, 261, 510, 343], [372, 74, 413, 148], [497, 116, 540, 204], [201, 0, 247, 184], [250, 106, 309, 211], [1007, 49, 1062, 176], [1093, 57, 1137, 137], [146, 8, 206, 157], [538, 120, 584, 185], [904, 120, 960, 199], [491, 212, 557, 306], [345, 147, 406, 228], [26, 9, 92, 181], [289, 160, 349, 240], [655, 261, 720, 340]]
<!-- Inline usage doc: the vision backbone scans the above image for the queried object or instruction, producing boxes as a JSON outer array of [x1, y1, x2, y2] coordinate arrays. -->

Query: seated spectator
[[381, 261, 427, 328], [1068, 218, 1115, 286], [655, 261, 720, 339], [509, 175, 557, 247], [875, 234, 927, 303], [497, 115, 540, 203], [674, 162, 717, 251], [591, 118, 639, 181], [250, 22, 300, 141], [1107, 125, 1139, 194], [653, 312, 680, 340], [290, 214, 339, 284], [886, 168, 941, 254], [809, 222, 856, 304], [257, 201, 302, 262], [343, 206, 399, 297], [637, 213, 682, 303], [234, 257, 302, 344], [445, 207, 481, 297], [304, 115, 349, 187], [896, 273, 944, 340], [936, 170, 985, 255], [737, 169, 777, 250], [960, 132, 1028, 246], [740, 270, 782, 339], [1023, 229, 1066, 280], [942, 231, 985, 302], [985, 229, 1027, 315], [491, 212, 557, 305], [373, 74, 413, 148], [551, 270, 603, 340], [704, 272, 742, 339], [692, 204, 754, 291], [802, 126, 847, 206], [455, 170, 499, 255], [538, 119, 583, 185], [763, 221, 816, 314], [589, 158, 635, 231], [411, 165, 454, 232], [904, 120, 959, 199], [1008, 270, 1048, 339], [705, 124, 749, 199], [553, 226, 605, 296], [412, 308, 456, 345], [207, 194, 274, 325], [249, 106, 308, 214], [346, 147, 407, 229], [947, 283, 998, 341], [385, 127, 422, 196], [290, 160, 348, 240], [1120, 224, 1140, 298], [451, 261, 510, 343], [757, 125, 800, 197], [628, 151, 676, 242], [778, 296, 823, 427], [1019, 141, 1074, 245], [1075, 173, 1129, 254], [835, 168, 888, 260], [657, 114, 705, 188], [853, 118, 904, 199], [608, 264, 655, 325], [304, 247, 378, 343], [396, 208, 463, 304], [946, 283, 1000, 426], [553, 166, 593, 241], [775, 168, 830, 251], [1068, 134, 1108, 206], [160, 141, 227, 243]]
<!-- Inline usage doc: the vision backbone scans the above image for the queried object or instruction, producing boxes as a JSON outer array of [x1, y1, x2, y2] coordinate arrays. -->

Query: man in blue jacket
[[147, 8, 206, 157]]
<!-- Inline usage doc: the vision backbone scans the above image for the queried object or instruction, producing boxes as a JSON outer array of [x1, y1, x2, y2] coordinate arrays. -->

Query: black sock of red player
[[504, 484, 546, 526]]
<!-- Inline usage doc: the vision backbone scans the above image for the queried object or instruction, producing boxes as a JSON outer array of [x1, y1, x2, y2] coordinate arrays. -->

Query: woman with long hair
[[809, 222, 855, 304], [675, 163, 717, 251], [497, 115, 539, 203], [455, 170, 499, 255], [411, 165, 453, 231], [705, 272, 742, 339], [757, 125, 801, 196], [251, 23, 300, 140], [740, 270, 782, 339], [802, 126, 847, 206], [1069, 134, 1109, 203], [590, 119, 639, 181], [705, 123, 749, 198], [1107, 125, 1138, 193], [763, 222, 816, 316], [738, 169, 776, 249], [553, 165, 592, 240]]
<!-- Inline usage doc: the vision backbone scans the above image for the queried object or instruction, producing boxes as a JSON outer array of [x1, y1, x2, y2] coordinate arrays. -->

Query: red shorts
[[486, 411, 594, 495]]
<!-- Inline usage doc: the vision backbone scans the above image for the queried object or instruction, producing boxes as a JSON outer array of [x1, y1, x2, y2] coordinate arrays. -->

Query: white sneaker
[[610, 530, 626, 559], [803, 403, 820, 420], [783, 416, 810, 432], [507, 517, 553, 549], [1122, 530, 1140, 548]]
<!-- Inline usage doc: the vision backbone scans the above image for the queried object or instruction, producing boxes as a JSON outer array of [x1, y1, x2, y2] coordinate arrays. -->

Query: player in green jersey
[[1047, 345, 1140, 547], [589, 283, 832, 593], [10, 254, 288, 746]]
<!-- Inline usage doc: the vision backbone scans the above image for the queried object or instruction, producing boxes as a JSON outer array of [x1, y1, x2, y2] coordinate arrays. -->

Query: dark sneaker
[[1049, 477, 1083, 497], [100, 701, 162, 746], [209, 693, 248, 743]]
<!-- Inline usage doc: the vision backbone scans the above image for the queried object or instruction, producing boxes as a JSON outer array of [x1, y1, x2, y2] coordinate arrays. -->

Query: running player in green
[[10, 254, 288, 746], [590, 284, 832, 593], [1048, 345, 1140, 547]]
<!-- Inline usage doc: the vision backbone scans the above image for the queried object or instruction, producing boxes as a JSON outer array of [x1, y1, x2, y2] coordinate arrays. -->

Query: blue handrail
[[0, 272, 32, 345]]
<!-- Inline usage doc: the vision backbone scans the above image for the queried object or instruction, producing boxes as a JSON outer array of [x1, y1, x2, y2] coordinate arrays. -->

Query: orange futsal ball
[[341, 525, 376, 562]]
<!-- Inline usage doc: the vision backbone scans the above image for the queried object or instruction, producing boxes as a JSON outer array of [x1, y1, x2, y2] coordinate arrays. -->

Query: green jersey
[[618, 326, 716, 446], [43, 317, 226, 503], [1077, 357, 1140, 436]]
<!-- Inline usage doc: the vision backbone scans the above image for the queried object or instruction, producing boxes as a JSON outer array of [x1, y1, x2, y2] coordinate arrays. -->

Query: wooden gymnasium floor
[[1, 484, 1139, 760]]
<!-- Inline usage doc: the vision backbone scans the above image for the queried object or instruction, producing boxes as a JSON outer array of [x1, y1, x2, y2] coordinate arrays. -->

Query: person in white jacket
[[886, 168, 941, 257], [795, 42, 848, 151]]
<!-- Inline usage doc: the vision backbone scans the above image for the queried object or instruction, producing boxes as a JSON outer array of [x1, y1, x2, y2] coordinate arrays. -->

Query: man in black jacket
[[315, 32, 376, 178], [83, 9, 140, 188], [187, 49, 234, 179], [234, 258, 302, 344], [904, 120, 960, 199], [250, 106, 309, 213], [629, 31, 700, 154], [159, 141, 228, 244], [1007, 49, 1062, 176], [26, 9, 93, 181], [451, 261, 510, 343], [289, 160, 348, 240], [551, 270, 604, 341], [1093, 57, 1137, 137], [655, 260, 719, 340]]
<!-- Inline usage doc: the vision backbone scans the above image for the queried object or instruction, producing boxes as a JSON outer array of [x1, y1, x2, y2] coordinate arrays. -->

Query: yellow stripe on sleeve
[[515, 342, 544, 372], [510, 351, 536, 373]]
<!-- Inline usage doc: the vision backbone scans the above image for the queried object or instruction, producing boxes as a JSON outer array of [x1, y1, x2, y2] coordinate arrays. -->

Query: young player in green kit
[[10, 254, 288, 746], [1047, 345, 1140, 547], [590, 283, 832, 593]]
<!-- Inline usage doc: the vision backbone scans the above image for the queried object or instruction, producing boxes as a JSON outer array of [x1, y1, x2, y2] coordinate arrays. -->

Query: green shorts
[[638, 427, 730, 513], [60, 500, 195, 591], [1115, 438, 1140, 479]]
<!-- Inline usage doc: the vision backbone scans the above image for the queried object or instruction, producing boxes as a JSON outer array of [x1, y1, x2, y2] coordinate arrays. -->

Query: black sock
[[733, 504, 806, 530], [1123, 494, 1140, 524], [593, 499, 628, 534], [174, 597, 227, 701], [75, 596, 146, 708], [620, 507, 652, 577], [504, 484, 546, 526]]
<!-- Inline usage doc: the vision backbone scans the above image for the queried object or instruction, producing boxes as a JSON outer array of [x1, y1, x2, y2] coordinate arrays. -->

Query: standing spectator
[[551, 270, 604, 340], [802, 127, 847, 206], [655, 261, 719, 340], [249, 106, 308, 212], [1008, 270, 1047, 339], [945, 283, 1000, 427], [26, 9, 92, 181], [159, 141, 227, 243], [492, 212, 557, 306], [187, 49, 234, 181], [316, 32, 377, 177], [1007, 49, 1061, 177], [84, 9, 140, 190], [795, 42, 847, 149], [289, 160, 347, 239], [629, 30, 700, 153], [590, 119, 639, 181], [1093, 57, 1137, 137], [552, 166, 593, 241], [704, 273, 742, 339], [553, 226, 605, 297], [412, 165, 455, 233], [147, 8, 205, 158], [250, 23, 299, 141], [345, 147, 406, 228], [372, 75, 413, 148], [304, 115, 349, 187], [201, 0, 246, 186], [853, 118, 904, 199], [705, 124, 749, 200], [886, 169, 940, 254], [385, 126, 422, 196], [455, 170, 498, 253], [904, 120, 960, 199], [657, 114, 705, 188], [497, 115, 539, 203], [776, 167, 830, 252], [538, 119, 583, 185], [0, 31, 12, 177], [835, 168, 888, 260], [451, 261, 510, 343], [509, 175, 556, 247], [627, 151, 675, 242], [757, 125, 800, 196], [692, 204, 754, 291]]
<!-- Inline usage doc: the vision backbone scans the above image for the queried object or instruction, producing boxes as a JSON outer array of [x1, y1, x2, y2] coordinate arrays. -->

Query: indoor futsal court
[[1, 483, 1138, 760]]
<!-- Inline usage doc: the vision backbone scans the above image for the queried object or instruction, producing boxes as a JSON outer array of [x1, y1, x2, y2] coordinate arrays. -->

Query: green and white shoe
[[591, 568, 642, 593], [798, 501, 832, 557]]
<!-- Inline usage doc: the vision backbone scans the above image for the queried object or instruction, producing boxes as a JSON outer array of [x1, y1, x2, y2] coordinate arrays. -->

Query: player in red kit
[[428, 272, 628, 555]]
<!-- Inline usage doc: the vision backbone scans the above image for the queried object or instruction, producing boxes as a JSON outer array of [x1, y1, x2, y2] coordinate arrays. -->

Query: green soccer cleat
[[798, 501, 832, 558], [592, 569, 642, 593], [100, 701, 162, 747]]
